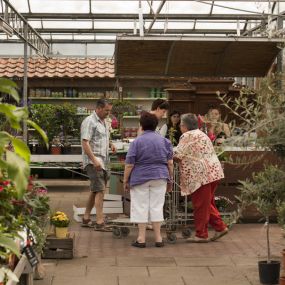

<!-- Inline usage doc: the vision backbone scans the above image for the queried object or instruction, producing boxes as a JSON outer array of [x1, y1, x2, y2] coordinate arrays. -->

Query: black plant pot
[[62, 145, 71, 154], [258, 260, 280, 284]]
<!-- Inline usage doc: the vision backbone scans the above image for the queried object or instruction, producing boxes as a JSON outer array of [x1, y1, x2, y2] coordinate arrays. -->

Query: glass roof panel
[[150, 21, 195, 30], [160, 1, 211, 14], [9, 0, 29, 13], [42, 20, 92, 29], [29, 0, 89, 13], [195, 20, 246, 30], [212, 1, 269, 14]]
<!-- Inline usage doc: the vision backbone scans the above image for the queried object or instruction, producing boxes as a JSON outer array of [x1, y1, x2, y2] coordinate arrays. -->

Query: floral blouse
[[174, 129, 224, 196]]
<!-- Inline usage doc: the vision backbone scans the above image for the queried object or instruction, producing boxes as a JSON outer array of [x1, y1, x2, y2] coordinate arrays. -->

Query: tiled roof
[[0, 57, 114, 78]]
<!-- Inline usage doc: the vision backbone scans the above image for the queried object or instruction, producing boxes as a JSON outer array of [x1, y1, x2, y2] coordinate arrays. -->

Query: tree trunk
[[266, 216, 271, 263]]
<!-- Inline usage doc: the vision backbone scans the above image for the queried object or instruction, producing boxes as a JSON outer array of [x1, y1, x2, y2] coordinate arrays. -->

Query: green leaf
[[0, 235, 20, 257], [0, 78, 19, 103], [6, 151, 30, 199], [11, 137, 31, 163], [27, 119, 49, 148], [0, 104, 21, 129], [0, 131, 11, 151]]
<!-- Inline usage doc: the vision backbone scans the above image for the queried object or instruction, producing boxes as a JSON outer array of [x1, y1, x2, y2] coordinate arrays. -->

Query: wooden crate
[[42, 234, 74, 259]]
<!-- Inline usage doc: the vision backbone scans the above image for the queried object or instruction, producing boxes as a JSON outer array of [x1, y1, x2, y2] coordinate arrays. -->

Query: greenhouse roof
[[1, 0, 285, 57]]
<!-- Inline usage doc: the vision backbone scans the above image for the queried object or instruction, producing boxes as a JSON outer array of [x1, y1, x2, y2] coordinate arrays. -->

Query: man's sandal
[[81, 218, 96, 228], [94, 223, 113, 232]]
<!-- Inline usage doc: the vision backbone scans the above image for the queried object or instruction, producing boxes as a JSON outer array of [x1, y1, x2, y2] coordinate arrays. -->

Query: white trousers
[[130, 179, 167, 223]]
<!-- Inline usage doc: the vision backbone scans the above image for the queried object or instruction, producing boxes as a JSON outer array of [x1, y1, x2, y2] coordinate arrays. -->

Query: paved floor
[[35, 184, 285, 285]]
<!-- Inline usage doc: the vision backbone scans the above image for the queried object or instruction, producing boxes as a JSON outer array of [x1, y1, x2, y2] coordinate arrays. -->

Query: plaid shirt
[[81, 112, 110, 169]]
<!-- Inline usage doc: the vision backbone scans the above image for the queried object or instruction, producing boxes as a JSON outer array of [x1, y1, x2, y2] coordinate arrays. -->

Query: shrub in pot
[[237, 165, 285, 284]]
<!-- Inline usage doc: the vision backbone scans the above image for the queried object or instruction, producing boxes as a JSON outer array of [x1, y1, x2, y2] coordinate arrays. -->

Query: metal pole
[[23, 23, 28, 143], [277, 1, 283, 72]]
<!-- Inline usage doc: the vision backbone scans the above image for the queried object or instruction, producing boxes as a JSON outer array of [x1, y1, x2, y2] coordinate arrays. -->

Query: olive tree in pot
[[237, 165, 285, 284]]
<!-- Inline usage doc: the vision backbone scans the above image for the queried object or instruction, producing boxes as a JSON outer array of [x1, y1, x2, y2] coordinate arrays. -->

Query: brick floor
[[34, 186, 285, 285]]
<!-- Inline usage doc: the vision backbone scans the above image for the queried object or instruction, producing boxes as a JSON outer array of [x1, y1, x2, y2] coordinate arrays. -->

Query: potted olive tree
[[237, 165, 285, 284], [218, 74, 285, 284]]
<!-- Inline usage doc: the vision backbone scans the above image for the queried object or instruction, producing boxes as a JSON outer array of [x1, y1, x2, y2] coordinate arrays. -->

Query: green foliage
[[168, 127, 178, 146], [111, 99, 136, 116], [277, 201, 285, 228], [218, 74, 285, 158], [0, 78, 49, 272], [30, 103, 80, 143], [214, 196, 234, 212], [237, 165, 285, 262], [237, 165, 285, 217]]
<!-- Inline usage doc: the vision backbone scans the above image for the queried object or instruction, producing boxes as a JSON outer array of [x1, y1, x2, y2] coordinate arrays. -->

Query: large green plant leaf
[[0, 104, 21, 129], [0, 78, 19, 103], [6, 151, 30, 199], [0, 235, 20, 257], [11, 137, 31, 163], [0, 132, 10, 154], [27, 119, 49, 148], [0, 132, 30, 163]]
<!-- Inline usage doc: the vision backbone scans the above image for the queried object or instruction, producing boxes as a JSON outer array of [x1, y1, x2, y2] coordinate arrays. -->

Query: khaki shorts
[[85, 164, 109, 193]]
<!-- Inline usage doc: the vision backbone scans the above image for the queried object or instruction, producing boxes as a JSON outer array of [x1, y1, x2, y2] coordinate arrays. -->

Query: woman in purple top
[[123, 112, 173, 248]]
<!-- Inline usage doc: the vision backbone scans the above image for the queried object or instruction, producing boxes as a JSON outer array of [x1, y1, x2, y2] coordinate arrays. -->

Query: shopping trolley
[[163, 163, 193, 243], [109, 163, 194, 243]]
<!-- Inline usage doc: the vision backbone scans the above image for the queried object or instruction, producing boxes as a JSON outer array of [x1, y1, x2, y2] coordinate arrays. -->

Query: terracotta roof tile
[[0, 57, 114, 78]]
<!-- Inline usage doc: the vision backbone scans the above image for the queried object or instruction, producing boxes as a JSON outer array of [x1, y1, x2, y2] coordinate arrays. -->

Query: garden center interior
[[0, 1, 285, 285]]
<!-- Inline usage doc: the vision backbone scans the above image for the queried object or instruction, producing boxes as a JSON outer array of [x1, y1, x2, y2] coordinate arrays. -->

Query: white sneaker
[[186, 236, 209, 243], [210, 228, 229, 241]]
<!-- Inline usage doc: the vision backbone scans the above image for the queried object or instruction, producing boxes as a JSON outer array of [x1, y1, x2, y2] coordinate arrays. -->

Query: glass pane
[[29, 0, 89, 13], [9, 0, 29, 13], [212, 1, 269, 14]]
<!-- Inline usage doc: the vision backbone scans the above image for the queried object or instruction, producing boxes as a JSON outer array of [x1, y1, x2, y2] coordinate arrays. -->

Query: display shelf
[[123, 97, 165, 101], [122, 115, 140, 119], [29, 97, 116, 100], [123, 115, 167, 119]]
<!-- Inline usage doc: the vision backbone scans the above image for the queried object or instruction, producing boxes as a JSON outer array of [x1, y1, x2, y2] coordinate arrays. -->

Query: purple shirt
[[125, 131, 173, 187]]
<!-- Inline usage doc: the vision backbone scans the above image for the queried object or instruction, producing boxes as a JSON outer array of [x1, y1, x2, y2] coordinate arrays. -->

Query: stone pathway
[[34, 185, 285, 285]]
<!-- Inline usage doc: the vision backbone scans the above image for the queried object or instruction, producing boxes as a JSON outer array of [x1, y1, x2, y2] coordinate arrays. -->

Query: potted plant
[[237, 165, 285, 284], [50, 136, 63, 155], [54, 104, 80, 154], [51, 211, 70, 238], [0, 78, 48, 283]]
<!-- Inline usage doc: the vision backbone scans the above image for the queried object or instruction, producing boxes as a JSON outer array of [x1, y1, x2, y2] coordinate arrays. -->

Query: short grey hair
[[96, 98, 112, 108], [181, 113, 198, 131]]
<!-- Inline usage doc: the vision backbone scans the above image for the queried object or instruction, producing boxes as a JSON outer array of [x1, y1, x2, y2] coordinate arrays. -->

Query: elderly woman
[[174, 113, 228, 242], [124, 112, 173, 248]]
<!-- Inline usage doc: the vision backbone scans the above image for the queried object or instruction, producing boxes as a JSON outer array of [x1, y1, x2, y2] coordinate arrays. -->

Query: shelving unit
[[121, 86, 167, 131]]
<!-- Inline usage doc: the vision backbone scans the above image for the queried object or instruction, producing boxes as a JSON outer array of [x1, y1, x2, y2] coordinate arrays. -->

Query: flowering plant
[[51, 211, 70, 228], [214, 196, 233, 212]]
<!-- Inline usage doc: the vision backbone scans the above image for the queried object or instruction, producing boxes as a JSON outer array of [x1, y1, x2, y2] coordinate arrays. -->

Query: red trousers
[[191, 180, 227, 239]]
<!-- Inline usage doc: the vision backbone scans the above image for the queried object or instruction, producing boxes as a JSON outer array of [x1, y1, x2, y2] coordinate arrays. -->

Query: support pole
[[23, 23, 28, 143]]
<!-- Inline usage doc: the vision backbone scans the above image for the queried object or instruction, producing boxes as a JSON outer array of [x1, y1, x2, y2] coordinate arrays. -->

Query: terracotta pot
[[50, 146, 61, 155], [55, 227, 68, 238], [279, 276, 285, 285]]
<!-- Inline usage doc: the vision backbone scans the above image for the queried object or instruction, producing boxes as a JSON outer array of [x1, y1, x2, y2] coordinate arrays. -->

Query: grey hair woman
[[174, 113, 228, 242]]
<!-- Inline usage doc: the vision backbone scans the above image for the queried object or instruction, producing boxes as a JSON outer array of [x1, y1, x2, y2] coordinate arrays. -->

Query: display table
[[31, 155, 82, 163]]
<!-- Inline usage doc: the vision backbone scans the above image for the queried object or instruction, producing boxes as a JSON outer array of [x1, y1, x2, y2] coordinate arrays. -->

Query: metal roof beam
[[17, 28, 239, 34], [147, 0, 166, 34], [0, 39, 116, 44], [21, 13, 271, 20], [0, 0, 49, 57]]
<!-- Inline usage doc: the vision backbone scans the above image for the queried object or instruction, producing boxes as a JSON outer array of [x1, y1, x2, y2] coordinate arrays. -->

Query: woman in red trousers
[[174, 113, 228, 243]]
